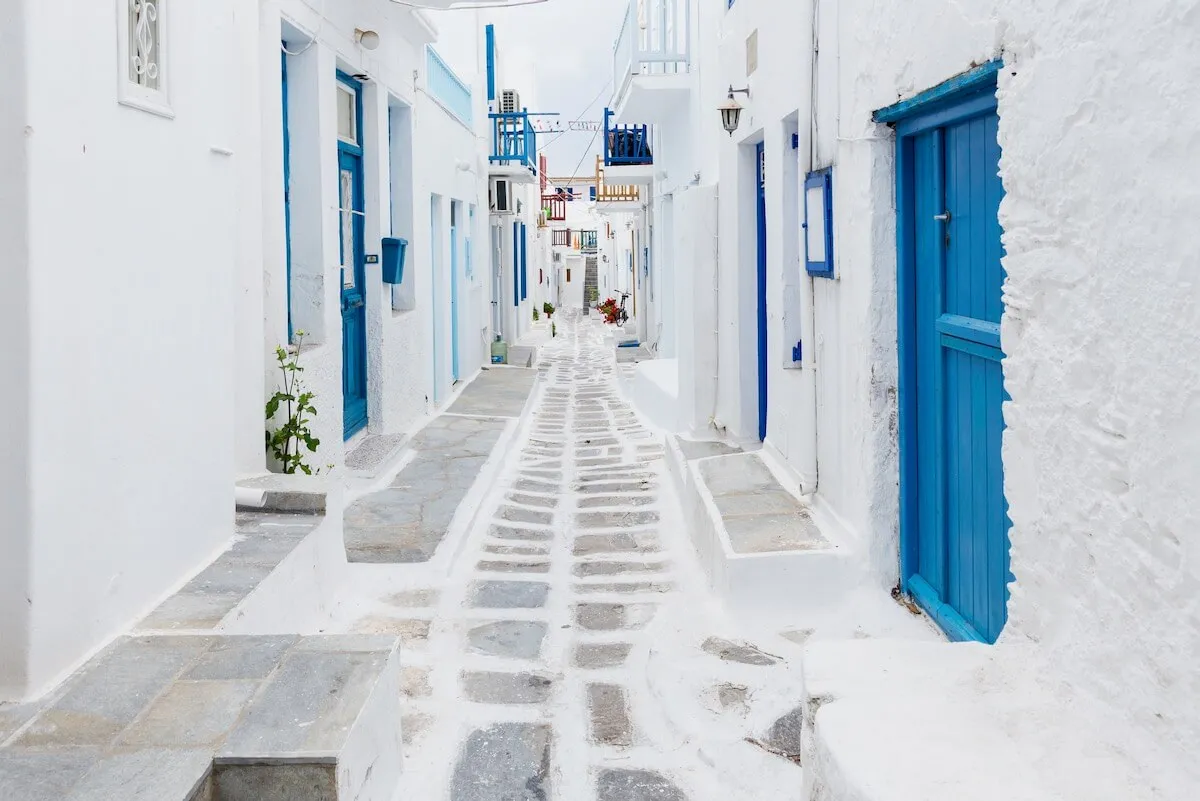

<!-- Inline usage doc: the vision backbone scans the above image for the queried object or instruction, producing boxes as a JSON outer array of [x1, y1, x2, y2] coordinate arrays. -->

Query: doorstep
[[666, 439, 857, 620]]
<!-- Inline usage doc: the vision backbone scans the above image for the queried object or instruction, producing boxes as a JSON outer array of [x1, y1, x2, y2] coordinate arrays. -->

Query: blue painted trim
[[907, 575, 987, 642], [896, 133, 920, 588], [804, 168, 835, 278], [519, 222, 528, 300], [485, 24, 496, 102], [425, 46, 473, 127], [935, 314, 1001, 349], [604, 107, 652, 167], [282, 46, 294, 341], [512, 221, 520, 306], [873, 60, 1003, 124], [489, 111, 538, 175], [336, 71, 365, 157]]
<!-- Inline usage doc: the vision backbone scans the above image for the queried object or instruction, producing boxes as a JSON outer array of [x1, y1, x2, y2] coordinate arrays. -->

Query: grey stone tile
[[476, 560, 551, 574], [588, 684, 633, 746], [577, 511, 659, 529], [676, 439, 742, 460], [462, 671, 553, 704], [402, 712, 433, 746], [467, 621, 548, 660], [219, 649, 390, 757], [349, 616, 430, 641], [345, 431, 408, 471], [697, 452, 780, 496], [577, 494, 657, 508], [717, 683, 750, 711], [484, 543, 550, 556], [701, 637, 782, 666], [513, 478, 560, 493], [573, 642, 633, 669], [469, 581, 549, 609], [763, 706, 804, 758], [0, 700, 43, 743], [184, 636, 297, 681], [17, 636, 213, 747], [212, 763, 337, 801], [489, 525, 553, 542], [498, 506, 554, 526], [574, 603, 655, 632], [451, 723, 551, 801], [712, 489, 803, 518], [291, 635, 397, 653], [181, 562, 274, 596], [597, 768, 688, 801], [0, 749, 100, 801], [66, 749, 212, 801], [139, 592, 242, 631], [577, 481, 658, 495], [507, 493, 559, 509], [573, 581, 673, 595], [573, 560, 669, 578], [118, 680, 259, 747], [574, 533, 659, 556], [723, 512, 829, 554]]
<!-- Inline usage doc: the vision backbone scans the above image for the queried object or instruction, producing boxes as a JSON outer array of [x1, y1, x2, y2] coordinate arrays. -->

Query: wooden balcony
[[580, 230, 598, 252], [594, 157, 640, 204], [542, 193, 567, 221], [552, 228, 571, 247]]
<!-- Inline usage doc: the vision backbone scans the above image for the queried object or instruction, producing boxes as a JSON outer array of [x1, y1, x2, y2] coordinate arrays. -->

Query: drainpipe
[[795, 0, 820, 494]]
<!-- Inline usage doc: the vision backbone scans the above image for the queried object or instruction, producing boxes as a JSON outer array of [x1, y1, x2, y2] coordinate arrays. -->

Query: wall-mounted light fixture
[[355, 29, 381, 50], [719, 85, 751, 136]]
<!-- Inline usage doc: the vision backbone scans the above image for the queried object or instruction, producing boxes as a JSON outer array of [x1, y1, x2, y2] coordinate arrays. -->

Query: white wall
[[1, 0, 242, 699]]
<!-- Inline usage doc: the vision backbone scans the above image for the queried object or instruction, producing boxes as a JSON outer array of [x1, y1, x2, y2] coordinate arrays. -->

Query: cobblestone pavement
[[336, 314, 805, 801]]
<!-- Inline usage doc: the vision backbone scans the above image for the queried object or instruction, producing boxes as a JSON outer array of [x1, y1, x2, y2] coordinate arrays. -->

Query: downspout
[[795, 0, 820, 493]]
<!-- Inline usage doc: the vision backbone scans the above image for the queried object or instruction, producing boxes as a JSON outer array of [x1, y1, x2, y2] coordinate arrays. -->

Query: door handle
[[934, 212, 951, 222], [345, 298, 364, 310]]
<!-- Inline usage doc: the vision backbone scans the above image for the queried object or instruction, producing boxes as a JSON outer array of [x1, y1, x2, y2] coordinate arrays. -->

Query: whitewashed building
[[0, 0, 499, 701], [607, 0, 1200, 797]]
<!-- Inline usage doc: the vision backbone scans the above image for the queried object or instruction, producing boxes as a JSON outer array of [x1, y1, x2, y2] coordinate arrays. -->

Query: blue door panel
[[451, 222, 460, 382], [338, 73, 368, 440], [902, 85, 1010, 644]]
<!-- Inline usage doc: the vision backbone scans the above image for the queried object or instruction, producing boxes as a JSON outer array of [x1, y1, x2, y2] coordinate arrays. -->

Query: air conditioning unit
[[500, 89, 521, 114], [490, 178, 513, 214]]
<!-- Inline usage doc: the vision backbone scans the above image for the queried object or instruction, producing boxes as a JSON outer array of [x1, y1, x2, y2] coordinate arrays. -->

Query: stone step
[[0, 635, 402, 801], [666, 439, 855, 623]]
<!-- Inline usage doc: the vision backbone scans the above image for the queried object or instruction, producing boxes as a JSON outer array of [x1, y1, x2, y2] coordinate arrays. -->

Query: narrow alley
[[331, 312, 807, 801]]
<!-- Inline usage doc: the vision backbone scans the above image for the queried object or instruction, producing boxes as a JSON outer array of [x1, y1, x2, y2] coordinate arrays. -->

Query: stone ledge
[[0, 635, 401, 801], [236, 474, 329, 514]]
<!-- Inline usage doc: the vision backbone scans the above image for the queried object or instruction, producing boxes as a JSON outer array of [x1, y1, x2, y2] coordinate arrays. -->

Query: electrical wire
[[281, 0, 326, 56], [537, 77, 613, 149], [387, 0, 549, 9]]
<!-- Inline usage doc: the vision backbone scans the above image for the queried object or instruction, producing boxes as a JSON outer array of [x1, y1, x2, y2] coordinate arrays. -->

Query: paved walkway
[[332, 313, 807, 801]]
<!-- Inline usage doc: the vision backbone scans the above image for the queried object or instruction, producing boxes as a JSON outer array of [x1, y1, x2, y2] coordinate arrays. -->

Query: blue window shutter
[[804, 168, 835, 278], [512, 221, 520, 305], [485, 25, 496, 102], [520, 223, 528, 300]]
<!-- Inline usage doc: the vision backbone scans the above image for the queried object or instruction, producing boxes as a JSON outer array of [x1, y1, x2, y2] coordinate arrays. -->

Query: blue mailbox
[[381, 237, 408, 285]]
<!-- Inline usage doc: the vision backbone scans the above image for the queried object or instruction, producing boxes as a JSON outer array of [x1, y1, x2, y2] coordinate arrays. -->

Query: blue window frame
[[520, 222, 528, 300], [804, 168, 834, 278]]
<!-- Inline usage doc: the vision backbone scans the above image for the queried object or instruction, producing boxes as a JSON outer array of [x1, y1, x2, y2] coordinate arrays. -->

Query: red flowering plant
[[597, 297, 621, 324]]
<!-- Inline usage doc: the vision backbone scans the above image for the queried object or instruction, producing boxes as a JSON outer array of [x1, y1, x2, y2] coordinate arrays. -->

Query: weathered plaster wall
[[11, 0, 242, 698]]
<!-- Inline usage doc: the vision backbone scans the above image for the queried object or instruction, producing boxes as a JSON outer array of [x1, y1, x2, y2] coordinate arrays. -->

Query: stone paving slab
[[0, 635, 400, 801], [345, 416, 507, 563], [697, 452, 829, 554], [447, 367, 537, 418], [452, 723, 551, 800], [138, 514, 320, 632]]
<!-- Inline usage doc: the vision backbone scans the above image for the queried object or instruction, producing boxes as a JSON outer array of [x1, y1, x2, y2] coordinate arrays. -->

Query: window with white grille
[[118, 0, 171, 116]]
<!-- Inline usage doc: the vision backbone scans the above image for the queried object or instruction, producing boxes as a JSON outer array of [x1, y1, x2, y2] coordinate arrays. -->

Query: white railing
[[612, 0, 690, 100]]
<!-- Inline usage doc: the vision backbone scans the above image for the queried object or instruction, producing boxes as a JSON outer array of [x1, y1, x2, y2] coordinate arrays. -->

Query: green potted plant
[[543, 301, 555, 318]]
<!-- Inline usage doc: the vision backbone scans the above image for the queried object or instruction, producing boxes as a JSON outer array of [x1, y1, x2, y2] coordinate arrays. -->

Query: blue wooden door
[[450, 212, 460, 382], [337, 74, 368, 439], [902, 88, 1010, 643], [755, 142, 768, 441]]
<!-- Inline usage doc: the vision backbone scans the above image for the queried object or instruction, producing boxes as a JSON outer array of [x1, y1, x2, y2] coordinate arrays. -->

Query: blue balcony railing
[[489, 111, 538, 175], [580, 230, 598, 252], [603, 107, 652, 166]]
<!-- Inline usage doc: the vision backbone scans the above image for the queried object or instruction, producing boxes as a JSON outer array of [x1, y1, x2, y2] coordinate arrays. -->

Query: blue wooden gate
[[337, 72, 368, 439], [883, 63, 1011, 643], [755, 142, 768, 441]]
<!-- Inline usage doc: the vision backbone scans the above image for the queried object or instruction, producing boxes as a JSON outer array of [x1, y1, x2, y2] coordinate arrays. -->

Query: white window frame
[[117, 0, 173, 118]]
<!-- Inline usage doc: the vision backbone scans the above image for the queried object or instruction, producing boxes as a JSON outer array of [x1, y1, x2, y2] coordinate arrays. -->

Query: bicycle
[[617, 292, 630, 325]]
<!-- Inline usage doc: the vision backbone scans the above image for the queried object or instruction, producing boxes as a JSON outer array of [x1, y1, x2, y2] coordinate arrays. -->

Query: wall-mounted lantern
[[719, 86, 751, 136], [355, 29, 381, 50]]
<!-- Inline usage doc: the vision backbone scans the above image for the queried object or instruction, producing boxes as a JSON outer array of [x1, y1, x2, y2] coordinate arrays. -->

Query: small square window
[[118, 0, 172, 117], [804, 168, 834, 278], [337, 85, 358, 144]]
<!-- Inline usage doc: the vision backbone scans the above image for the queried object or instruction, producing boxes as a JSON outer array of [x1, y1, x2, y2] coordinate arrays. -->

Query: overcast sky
[[486, 0, 627, 181]]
